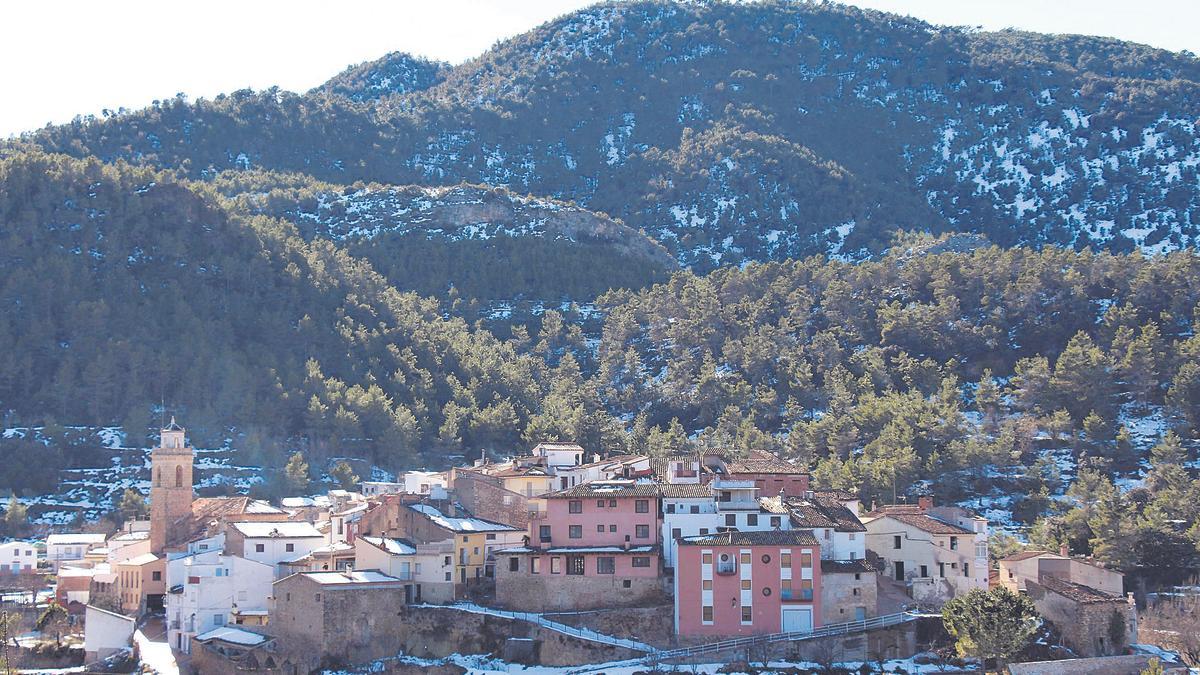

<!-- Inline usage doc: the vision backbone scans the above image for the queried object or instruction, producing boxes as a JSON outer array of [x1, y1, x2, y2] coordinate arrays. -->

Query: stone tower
[[149, 417, 194, 554]]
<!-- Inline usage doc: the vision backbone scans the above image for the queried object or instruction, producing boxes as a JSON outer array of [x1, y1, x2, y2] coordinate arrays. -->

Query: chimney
[[1059, 543, 1069, 557], [917, 495, 933, 511]]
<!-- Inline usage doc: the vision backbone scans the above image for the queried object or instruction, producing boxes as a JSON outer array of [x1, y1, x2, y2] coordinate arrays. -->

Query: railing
[[410, 602, 655, 653], [780, 589, 813, 601], [567, 610, 927, 673]]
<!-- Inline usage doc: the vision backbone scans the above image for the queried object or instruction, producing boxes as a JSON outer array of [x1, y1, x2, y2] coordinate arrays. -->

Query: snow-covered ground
[[134, 629, 179, 675]]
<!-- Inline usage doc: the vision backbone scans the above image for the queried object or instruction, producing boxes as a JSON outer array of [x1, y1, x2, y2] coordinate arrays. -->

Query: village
[[0, 420, 1181, 674]]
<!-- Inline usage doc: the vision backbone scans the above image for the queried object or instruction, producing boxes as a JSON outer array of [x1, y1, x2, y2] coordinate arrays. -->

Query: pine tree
[[1051, 332, 1115, 422], [330, 461, 359, 491], [941, 587, 1039, 668], [284, 452, 310, 494], [975, 369, 1001, 432]]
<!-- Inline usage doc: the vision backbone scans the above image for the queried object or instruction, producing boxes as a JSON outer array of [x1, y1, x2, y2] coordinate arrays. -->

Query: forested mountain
[[208, 171, 674, 305], [12, 1, 1200, 269]]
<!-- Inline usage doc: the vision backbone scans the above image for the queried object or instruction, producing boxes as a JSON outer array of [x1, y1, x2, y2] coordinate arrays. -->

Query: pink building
[[494, 480, 664, 611], [674, 530, 821, 637]]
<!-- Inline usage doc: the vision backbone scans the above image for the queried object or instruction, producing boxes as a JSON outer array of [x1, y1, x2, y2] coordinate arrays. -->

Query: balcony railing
[[715, 561, 737, 576], [781, 589, 813, 601]]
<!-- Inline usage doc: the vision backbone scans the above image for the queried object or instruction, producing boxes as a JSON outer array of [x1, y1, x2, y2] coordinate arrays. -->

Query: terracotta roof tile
[[1034, 575, 1124, 604], [820, 559, 878, 574]]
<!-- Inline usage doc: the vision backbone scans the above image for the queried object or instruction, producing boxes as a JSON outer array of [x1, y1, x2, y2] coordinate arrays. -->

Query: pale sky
[[2, 0, 1197, 138]]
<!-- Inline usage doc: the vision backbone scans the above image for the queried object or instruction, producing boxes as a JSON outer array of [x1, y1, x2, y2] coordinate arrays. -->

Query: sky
[[2, 0, 1198, 138]]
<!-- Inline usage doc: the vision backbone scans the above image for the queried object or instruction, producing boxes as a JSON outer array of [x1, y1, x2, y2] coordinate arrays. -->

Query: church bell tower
[[149, 417, 195, 554]]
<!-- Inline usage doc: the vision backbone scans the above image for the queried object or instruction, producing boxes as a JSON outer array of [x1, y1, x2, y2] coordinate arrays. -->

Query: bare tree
[[1140, 593, 1200, 666]]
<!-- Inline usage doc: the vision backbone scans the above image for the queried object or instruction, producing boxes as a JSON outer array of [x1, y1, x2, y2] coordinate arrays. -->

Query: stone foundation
[[495, 571, 666, 612]]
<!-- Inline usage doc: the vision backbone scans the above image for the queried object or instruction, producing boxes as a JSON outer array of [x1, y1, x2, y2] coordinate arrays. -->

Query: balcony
[[715, 553, 737, 576], [781, 589, 813, 601]]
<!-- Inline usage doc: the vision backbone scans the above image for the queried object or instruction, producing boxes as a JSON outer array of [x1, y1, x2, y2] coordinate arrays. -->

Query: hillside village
[[0, 420, 1181, 674]]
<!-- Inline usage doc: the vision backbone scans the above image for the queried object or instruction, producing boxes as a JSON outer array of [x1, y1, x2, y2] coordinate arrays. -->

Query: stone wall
[[821, 571, 878, 625], [494, 566, 667, 612], [451, 470, 532, 530], [1027, 582, 1136, 657]]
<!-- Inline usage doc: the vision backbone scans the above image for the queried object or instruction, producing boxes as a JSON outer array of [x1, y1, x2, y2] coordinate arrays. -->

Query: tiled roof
[[726, 450, 806, 475], [786, 496, 866, 532], [758, 496, 789, 514], [785, 503, 838, 529], [231, 522, 324, 538], [294, 570, 404, 586], [544, 481, 661, 499], [649, 454, 700, 479], [812, 489, 858, 502], [659, 484, 713, 499], [408, 504, 519, 533], [679, 530, 819, 547], [820, 559, 878, 574], [497, 545, 658, 555], [359, 536, 417, 556], [1002, 550, 1059, 563], [1035, 575, 1124, 604], [865, 506, 974, 535]]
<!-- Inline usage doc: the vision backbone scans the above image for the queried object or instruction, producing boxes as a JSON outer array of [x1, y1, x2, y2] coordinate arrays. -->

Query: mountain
[[208, 172, 674, 306], [313, 52, 447, 101], [13, 1, 1200, 271], [0, 152, 566, 475]]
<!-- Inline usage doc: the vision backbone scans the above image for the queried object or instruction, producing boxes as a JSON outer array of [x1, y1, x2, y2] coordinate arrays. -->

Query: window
[[672, 528, 682, 540], [550, 557, 562, 574], [781, 552, 791, 568], [770, 516, 781, 528], [152, 571, 162, 581], [799, 579, 813, 600], [509, 557, 520, 572], [175, 465, 183, 487], [848, 533, 856, 540], [285, 543, 295, 553], [444, 555, 452, 566], [761, 554, 771, 564], [725, 514, 737, 527], [699, 528, 709, 535], [632, 556, 650, 568], [539, 525, 552, 543], [938, 562, 945, 577], [920, 565, 928, 578], [597, 499, 605, 508], [569, 500, 583, 514], [255, 544, 265, 553], [963, 562, 970, 577], [824, 529, 831, 540], [486, 533, 496, 541], [690, 505, 700, 514], [801, 552, 812, 569], [747, 514, 758, 527], [950, 536, 958, 550], [702, 606, 714, 623], [445, 572, 452, 581], [608, 499, 617, 508], [566, 555, 585, 575], [719, 491, 731, 502], [852, 587, 860, 596], [213, 614, 225, 626], [635, 500, 649, 513], [741, 579, 752, 590], [597, 524, 605, 533], [740, 552, 751, 566], [781, 579, 792, 599], [597, 557, 615, 574], [666, 503, 675, 514], [741, 606, 753, 623], [893, 535, 902, 550], [636, 525, 650, 539], [569, 525, 583, 539], [314, 594, 321, 602], [702, 553, 713, 565], [609, 524, 617, 532], [702, 579, 712, 590], [531, 557, 541, 574], [473, 547, 479, 555]]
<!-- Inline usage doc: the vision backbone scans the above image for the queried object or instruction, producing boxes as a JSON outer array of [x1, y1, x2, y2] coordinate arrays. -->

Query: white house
[[402, 471, 448, 495], [354, 536, 456, 603], [0, 540, 39, 574], [360, 481, 405, 497], [225, 522, 325, 577], [862, 499, 988, 605], [659, 482, 793, 568], [165, 551, 274, 654], [530, 442, 586, 470], [46, 533, 106, 571], [84, 604, 136, 661]]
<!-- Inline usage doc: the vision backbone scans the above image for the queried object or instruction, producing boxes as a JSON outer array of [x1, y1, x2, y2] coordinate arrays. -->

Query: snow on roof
[[360, 536, 417, 555], [121, 553, 160, 566], [47, 533, 106, 545], [194, 626, 269, 646], [230, 522, 323, 539], [86, 604, 136, 623], [408, 504, 518, 533], [245, 500, 285, 514], [297, 570, 403, 586], [109, 531, 149, 542], [59, 566, 98, 578]]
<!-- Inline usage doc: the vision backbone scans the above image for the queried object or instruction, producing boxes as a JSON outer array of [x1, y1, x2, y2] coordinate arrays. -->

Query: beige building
[[819, 559, 878, 624], [115, 552, 164, 614], [270, 570, 408, 673], [354, 536, 456, 603], [1026, 576, 1137, 657], [1000, 549, 1124, 597], [862, 499, 988, 605]]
